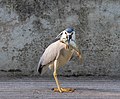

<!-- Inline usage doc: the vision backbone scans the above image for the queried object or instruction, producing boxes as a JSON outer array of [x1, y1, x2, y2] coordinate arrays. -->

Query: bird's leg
[[75, 49, 83, 64], [53, 60, 75, 93], [53, 72, 63, 92], [70, 44, 83, 64], [53, 73, 75, 93], [53, 60, 62, 93]]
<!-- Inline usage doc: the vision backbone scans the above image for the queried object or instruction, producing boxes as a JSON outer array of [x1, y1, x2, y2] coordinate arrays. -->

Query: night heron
[[37, 28, 82, 93]]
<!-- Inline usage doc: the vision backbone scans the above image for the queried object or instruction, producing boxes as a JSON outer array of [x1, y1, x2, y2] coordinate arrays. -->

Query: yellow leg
[[54, 87, 75, 92], [53, 60, 75, 93], [76, 50, 83, 64], [53, 72, 62, 93], [69, 44, 83, 64], [53, 72, 75, 93], [53, 60, 62, 93], [74, 46, 83, 64]]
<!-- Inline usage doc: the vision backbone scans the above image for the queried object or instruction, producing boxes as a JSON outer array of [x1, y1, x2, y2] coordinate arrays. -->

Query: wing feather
[[39, 40, 64, 66]]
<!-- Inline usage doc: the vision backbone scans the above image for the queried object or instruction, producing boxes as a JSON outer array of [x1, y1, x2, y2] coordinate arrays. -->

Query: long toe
[[53, 88, 75, 93], [61, 88, 75, 92], [53, 88, 62, 93]]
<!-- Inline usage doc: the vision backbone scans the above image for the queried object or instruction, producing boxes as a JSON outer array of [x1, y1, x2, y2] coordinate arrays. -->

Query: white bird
[[37, 27, 83, 93]]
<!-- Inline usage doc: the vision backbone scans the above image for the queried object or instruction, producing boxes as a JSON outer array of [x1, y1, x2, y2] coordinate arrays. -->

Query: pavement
[[0, 76, 120, 99]]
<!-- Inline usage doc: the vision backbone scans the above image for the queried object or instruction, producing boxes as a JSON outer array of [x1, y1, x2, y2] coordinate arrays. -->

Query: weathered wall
[[0, 0, 120, 76]]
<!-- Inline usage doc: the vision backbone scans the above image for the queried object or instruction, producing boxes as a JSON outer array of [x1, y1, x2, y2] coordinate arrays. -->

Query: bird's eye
[[65, 32, 67, 34]]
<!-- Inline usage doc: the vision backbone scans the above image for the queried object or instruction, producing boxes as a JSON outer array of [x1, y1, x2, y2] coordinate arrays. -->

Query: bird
[[37, 27, 83, 93]]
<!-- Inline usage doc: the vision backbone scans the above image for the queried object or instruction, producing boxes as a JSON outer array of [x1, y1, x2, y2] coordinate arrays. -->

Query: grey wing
[[39, 43, 58, 67], [37, 40, 64, 74]]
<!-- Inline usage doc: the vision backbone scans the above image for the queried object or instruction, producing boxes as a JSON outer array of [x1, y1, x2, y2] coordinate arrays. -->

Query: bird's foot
[[53, 88, 75, 93], [61, 88, 75, 92]]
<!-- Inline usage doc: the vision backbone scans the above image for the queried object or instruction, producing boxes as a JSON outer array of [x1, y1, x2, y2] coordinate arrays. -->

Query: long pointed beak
[[68, 35, 72, 44]]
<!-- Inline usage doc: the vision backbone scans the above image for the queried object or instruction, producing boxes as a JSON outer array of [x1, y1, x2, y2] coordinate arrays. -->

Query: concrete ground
[[0, 76, 120, 99]]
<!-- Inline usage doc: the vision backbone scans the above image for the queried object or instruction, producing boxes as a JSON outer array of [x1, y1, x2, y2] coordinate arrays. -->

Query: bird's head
[[56, 27, 78, 51], [56, 27, 76, 45], [65, 27, 76, 44]]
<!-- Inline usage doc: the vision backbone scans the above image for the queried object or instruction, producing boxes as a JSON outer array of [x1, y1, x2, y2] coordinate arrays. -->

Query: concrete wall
[[0, 0, 120, 76]]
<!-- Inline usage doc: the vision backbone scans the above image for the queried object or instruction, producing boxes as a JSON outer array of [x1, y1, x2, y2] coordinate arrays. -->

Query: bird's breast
[[57, 48, 74, 67]]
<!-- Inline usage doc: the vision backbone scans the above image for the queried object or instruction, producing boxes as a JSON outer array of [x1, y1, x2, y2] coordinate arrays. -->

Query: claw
[[61, 88, 75, 92], [53, 88, 75, 93]]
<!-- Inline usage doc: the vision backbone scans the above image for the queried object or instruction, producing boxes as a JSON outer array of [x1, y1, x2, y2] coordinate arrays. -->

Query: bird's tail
[[37, 63, 43, 74]]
